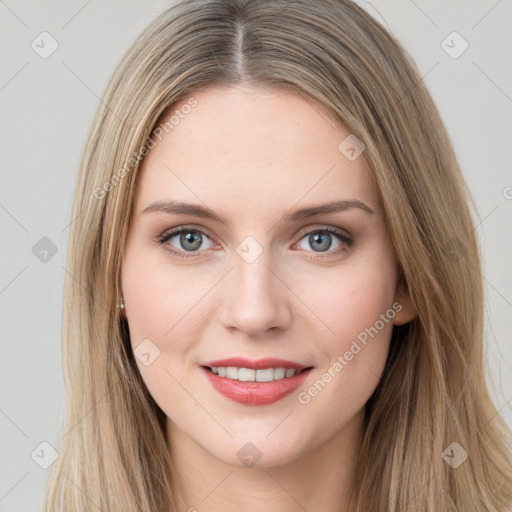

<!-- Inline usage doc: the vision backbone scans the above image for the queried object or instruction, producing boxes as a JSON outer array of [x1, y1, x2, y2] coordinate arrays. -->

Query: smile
[[200, 362, 314, 406]]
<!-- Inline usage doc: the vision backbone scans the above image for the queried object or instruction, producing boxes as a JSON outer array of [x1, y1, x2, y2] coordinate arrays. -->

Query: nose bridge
[[220, 235, 291, 334]]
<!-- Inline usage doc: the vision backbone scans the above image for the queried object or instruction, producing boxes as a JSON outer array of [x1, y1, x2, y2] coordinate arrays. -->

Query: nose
[[219, 246, 293, 337]]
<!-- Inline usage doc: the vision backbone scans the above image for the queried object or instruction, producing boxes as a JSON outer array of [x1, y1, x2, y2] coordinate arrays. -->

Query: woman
[[44, 0, 512, 510]]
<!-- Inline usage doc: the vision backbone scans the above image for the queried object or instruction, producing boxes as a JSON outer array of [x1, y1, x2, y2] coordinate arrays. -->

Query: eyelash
[[156, 225, 354, 260]]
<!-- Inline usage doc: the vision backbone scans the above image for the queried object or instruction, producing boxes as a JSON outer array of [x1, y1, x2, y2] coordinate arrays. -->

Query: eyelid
[[158, 223, 216, 241], [294, 223, 352, 240]]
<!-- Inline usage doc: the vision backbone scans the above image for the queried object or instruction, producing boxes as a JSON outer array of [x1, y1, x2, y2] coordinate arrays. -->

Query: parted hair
[[44, 1, 512, 510]]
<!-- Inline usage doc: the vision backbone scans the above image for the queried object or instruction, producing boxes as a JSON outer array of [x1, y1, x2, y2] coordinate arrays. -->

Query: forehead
[[134, 85, 377, 217]]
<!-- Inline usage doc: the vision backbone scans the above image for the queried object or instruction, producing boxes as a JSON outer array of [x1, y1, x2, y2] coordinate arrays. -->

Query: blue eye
[[158, 228, 214, 258], [157, 226, 353, 259], [295, 227, 353, 255]]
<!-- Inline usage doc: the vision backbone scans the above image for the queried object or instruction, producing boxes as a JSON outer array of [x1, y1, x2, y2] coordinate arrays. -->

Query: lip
[[200, 357, 314, 406]]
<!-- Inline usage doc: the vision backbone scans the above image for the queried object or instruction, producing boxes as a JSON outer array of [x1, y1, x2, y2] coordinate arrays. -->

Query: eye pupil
[[181, 230, 202, 251], [310, 232, 331, 252]]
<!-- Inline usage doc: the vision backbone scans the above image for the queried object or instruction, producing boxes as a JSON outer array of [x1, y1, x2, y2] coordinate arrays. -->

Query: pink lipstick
[[200, 357, 314, 406]]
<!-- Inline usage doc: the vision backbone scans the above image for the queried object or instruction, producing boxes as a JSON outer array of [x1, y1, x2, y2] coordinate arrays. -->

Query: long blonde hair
[[44, 0, 512, 510]]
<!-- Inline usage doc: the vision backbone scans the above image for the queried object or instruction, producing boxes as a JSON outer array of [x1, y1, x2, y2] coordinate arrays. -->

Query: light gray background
[[1, 1, 511, 510]]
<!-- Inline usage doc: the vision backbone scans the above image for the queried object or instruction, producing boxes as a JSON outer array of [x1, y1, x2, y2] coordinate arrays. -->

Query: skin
[[120, 84, 417, 512]]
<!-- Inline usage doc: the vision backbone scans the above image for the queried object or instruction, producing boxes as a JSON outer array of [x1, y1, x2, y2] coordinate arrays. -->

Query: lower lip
[[201, 367, 313, 406]]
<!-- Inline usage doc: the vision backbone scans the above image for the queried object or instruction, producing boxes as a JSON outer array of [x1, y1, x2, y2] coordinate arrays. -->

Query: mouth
[[199, 358, 315, 405], [202, 357, 313, 382]]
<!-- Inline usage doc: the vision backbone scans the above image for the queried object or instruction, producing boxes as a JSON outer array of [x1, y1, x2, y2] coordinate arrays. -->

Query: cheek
[[294, 250, 398, 393], [122, 245, 202, 340], [120, 249, 203, 409], [121, 247, 220, 404], [293, 252, 397, 415], [301, 254, 396, 341]]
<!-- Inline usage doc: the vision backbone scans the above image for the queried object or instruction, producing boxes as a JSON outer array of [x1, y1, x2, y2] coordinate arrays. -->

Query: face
[[121, 84, 416, 468]]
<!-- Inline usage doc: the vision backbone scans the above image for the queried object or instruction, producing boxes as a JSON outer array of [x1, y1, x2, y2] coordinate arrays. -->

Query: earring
[[118, 297, 125, 310]]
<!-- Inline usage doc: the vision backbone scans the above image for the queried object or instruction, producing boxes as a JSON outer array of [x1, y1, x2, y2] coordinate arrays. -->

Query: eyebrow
[[141, 199, 374, 223]]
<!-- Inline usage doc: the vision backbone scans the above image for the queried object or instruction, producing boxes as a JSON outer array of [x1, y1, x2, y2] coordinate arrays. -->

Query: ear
[[393, 282, 417, 326]]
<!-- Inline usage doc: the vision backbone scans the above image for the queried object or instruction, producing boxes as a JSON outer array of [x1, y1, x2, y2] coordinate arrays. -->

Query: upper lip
[[201, 357, 313, 372]]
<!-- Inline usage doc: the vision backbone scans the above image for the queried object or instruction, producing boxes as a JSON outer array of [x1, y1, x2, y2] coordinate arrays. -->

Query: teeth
[[255, 368, 274, 382], [226, 367, 239, 379], [209, 366, 300, 382], [238, 368, 256, 381], [274, 367, 285, 380]]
